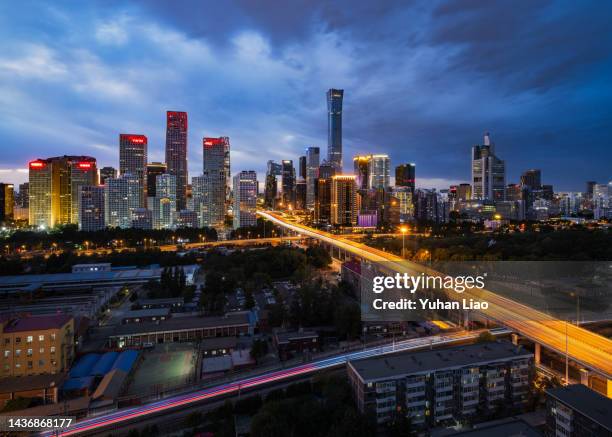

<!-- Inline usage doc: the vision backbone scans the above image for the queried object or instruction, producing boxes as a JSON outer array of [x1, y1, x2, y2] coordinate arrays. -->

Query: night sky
[[0, 0, 610, 191]]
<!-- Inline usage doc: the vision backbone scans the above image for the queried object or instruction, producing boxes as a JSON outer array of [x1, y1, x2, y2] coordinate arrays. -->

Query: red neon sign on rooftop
[[29, 161, 45, 169], [203, 137, 226, 148], [77, 162, 93, 169], [120, 134, 147, 144]]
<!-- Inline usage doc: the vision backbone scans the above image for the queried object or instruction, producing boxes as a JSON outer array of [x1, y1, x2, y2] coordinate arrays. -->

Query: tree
[[250, 339, 269, 363]]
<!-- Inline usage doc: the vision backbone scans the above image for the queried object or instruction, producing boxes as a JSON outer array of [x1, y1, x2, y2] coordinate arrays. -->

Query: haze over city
[[1, 0, 611, 189]]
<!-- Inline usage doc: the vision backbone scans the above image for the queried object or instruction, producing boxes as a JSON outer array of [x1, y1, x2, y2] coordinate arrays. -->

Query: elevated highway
[[258, 210, 612, 395]]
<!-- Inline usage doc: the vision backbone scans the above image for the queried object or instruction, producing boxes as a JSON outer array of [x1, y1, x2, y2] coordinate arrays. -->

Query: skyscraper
[[0, 183, 14, 222], [331, 175, 357, 226], [78, 185, 105, 231], [368, 154, 391, 190], [305, 147, 320, 209], [104, 174, 140, 229], [99, 167, 117, 185], [353, 156, 370, 190], [28, 156, 97, 228], [395, 163, 416, 192], [233, 171, 258, 230], [327, 89, 344, 171], [16, 183, 29, 208], [281, 160, 295, 207], [146, 162, 167, 205], [471, 133, 506, 201], [119, 134, 147, 207], [520, 169, 542, 190], [165, 111, 188, 210], [202, 137, 230, 229], [153, 173, 177, 229], [298, 156, 307, 180]]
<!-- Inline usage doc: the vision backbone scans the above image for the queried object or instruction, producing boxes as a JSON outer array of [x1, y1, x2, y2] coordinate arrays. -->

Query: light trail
[[258, 211, 612, 381], [40, 329, 504, 436]]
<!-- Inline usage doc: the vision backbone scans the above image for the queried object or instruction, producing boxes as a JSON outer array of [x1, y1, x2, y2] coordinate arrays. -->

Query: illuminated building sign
[[29, 161, 45, 169]]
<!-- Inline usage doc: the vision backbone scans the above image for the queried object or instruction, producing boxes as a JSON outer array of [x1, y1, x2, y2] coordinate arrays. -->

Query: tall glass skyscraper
[[119, 134, 147, 208], [471, 133, 506, 201], [165, 111, 188, 211], [395, 163, 416, 192], [233, 171, 258, 229], [305, 147, 320, 209], [327, 89, 344, 172], [201, 137, 230, 229]]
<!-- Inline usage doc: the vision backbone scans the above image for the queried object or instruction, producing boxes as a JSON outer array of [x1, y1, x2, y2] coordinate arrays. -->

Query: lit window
[[27, 349, 32, 356], [15, 363, 21, 368], [39, 335, 44, 341], [39, 348, 44, 354], [15, 350, 21, 357], [3, 351, 9, 358], [50, 334, 56, 341], [50, 347, 56, 354], [27, 336, 33, 343]]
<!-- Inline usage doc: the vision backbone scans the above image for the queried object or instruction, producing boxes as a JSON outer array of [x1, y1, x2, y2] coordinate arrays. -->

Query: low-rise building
[[1, 315, 74, 378], [274, 330, 319, 360], [0, 372, 66, 407], [347, 341, 533, 427], [121, 308, 171, 324], [108, 313, 251, 348], [546, 384, 612, 437]]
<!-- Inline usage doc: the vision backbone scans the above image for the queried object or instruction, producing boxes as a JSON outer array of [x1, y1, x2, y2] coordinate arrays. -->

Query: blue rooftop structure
[[112, 350, 139, 373], [62, 376, 95, 391], [69, 353, 100, 378], [91, 351, 118, 376]]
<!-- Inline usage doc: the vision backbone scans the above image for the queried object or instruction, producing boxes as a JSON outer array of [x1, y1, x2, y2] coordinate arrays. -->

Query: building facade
[[146, 162, 167, 207], [165, 111, 188, 210], [395, 163, 416, 192], [1, 315, 74, 378], [104, 174, 140, 229], [119, 134, 147, 208], [471, 133, 506, 201], [233, 171, 258, 230], [78, 185, 105, 231], [331, 175, 357, 226], [305, 147, 320, 209], [201, 137, 230, 229], [347, 342, 533, 428], [327, 88, 344, 171], [0, 183, 14, 222]]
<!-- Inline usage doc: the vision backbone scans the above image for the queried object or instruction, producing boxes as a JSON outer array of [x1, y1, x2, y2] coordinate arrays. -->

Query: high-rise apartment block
[[233, 171, 258, 230], [153, 174, 177, 229], [119, 134, 147, 207], [165, 111, 188, 210], [104, 174, 140, 229], [78, 185, 105, 231]]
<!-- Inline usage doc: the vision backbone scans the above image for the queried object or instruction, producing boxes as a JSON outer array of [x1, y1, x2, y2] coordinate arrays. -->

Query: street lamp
[[400, 226, 408, 258]]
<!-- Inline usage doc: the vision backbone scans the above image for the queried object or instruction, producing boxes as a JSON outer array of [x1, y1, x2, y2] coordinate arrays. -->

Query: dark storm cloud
[[0, 0, 610, 189]]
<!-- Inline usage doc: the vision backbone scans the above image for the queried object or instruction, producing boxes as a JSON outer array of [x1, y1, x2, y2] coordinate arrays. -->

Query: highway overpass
[[258, 210, 612, 397]]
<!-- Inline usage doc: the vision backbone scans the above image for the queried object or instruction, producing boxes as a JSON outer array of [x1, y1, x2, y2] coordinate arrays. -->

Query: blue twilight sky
[[0, 0, 611, 191]]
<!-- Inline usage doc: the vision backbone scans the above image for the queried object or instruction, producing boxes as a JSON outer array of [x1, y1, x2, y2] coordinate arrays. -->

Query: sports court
[[126, 342, 197, 396]]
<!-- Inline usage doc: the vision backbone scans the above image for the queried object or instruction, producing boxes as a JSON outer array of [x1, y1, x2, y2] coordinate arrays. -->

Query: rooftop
[[122, 308, 171, 318], [348, 341, 532, 382], [110, 313, 250, 337], [0, 372, 67, 393], [275, 330, 318, 343], [2, 314, 72, 333], [547, 384, 612, 430]]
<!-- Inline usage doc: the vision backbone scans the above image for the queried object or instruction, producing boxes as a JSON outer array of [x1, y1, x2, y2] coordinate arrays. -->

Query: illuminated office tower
[[28, 156, 97, 228], [471, 133, 505, 201], [177, 210, 198, 228], [28, 159, 53, 228], [327, 88, 344, 171], [191, 175, 206, 226], [78, 186, 105, 231], [202, 137, 230, 229], [165, 111, 188, 210], [305, 147, 320, 209], [315, 178, 332, 224], [0, 183, 14, 222], [281, 160, 295, 207], [104, 174, 140, 229], [233, 171, 258, 230], [99, 167, 116, 185], [331, 175, 357, 226], [353, 156, 370, 190], [153, 174, 177, 229], [395, 163, 416, 192], [368, 154, 390, 190], [146, 162, 167, 208], [392, 187, 414, 223], [457, 183, 472, 201], [119, 134, 147, 207]]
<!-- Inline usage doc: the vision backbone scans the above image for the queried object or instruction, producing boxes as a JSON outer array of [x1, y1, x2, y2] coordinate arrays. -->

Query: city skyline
[[1, 1, 611, 191]]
